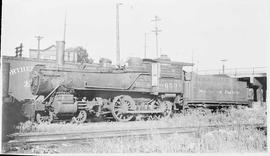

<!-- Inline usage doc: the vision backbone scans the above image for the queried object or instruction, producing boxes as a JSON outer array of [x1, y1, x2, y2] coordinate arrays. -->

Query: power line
[[151, 15, 162, 58]]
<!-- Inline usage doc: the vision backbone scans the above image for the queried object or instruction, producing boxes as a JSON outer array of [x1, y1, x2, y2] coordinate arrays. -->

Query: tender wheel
[[36, 112, 53, 124], [73, 110, 87, 123], [160, 101, 173, 118], [111, 95, 136, 122]]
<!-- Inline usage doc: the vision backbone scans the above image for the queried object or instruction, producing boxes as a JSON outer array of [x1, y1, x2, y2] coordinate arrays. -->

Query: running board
[[124, 110, 164, 114]]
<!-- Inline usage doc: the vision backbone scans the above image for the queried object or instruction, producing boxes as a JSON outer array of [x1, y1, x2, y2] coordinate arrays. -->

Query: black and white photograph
[[1, 0, 268, 154]]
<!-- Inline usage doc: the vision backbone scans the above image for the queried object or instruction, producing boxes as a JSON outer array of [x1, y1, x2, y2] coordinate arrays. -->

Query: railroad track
[[6, 123, 266, 147]]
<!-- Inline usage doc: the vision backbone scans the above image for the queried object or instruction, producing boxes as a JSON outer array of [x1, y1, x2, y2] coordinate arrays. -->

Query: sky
[[1, 0, 270, 70]]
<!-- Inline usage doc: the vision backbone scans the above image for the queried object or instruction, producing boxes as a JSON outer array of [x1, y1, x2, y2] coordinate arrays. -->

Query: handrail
[[42, 85, 60, 103]]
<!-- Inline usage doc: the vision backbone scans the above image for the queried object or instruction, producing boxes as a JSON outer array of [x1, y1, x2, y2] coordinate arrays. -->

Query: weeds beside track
[[6, 123, 266, 148]]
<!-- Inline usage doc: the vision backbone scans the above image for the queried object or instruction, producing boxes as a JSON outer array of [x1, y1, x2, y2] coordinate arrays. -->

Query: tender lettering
[[9, 66, 34, 75]]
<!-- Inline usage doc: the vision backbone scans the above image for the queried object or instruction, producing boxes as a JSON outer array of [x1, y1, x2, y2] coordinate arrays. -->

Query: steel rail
[[7, 123, 266, 147]]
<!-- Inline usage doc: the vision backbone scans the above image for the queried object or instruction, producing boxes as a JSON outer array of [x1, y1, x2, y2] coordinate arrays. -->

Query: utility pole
[[191, 50, 194, 73], [151, 15, 162, 58], [144, 33, 147, 58], [15, 43, 23, 57], [221, 59, 227, 74], [35, 36, 43, 59], [116, 3, 122, 65], [63, 11, 67, 42]]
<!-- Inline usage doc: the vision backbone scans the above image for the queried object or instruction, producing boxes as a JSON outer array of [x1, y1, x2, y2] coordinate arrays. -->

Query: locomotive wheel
[[36, 112, 53, 124], [111, 95, 136, 122], [160, 101, 173, 118], [73, 110, 87, 123]]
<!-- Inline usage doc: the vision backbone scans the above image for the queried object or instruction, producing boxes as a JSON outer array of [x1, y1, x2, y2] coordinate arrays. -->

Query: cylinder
[[2, 63, 10, 97], [56, 41, 65, 66]]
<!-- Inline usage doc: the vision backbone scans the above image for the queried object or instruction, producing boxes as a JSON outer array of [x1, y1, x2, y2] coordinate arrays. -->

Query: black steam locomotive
[[30, 53, 252, 123]]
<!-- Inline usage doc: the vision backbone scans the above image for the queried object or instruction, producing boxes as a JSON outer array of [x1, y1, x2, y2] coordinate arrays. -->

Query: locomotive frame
[[30, 55, 251, 123], [30, 57, 194, 123]]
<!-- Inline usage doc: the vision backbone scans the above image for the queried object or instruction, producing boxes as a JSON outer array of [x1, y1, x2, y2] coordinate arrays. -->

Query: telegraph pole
[[151, 15, 162, 58], [221, 59, 227, 74], [35, 36, 43, 59], [63, 11, 67, 42], [144, 33, 147, 58], [116, 3, 122, 65], [15, 43, 23, 57], [191, 50, 194, 73]]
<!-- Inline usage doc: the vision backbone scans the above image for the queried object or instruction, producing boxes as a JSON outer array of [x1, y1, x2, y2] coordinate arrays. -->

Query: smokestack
[[2, 63, 10, 98], [56, 41, 65, 66]]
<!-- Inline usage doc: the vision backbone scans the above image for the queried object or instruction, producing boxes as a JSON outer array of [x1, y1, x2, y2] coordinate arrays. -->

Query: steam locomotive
[[29, 52, 252, 123]]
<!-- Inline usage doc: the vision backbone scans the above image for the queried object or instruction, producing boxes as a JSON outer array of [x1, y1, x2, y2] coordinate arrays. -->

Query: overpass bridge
[[198, 67, 267, 103]]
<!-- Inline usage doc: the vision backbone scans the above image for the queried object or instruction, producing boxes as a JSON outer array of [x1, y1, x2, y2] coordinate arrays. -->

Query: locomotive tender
[[30, 41, 251, 123]]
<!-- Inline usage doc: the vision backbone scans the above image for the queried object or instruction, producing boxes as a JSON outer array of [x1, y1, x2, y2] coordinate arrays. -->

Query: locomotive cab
[[183, 70, 192, 81]]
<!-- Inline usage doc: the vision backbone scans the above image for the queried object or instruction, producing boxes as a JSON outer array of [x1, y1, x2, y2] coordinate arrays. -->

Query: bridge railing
[[198, 67, 267, 77]]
